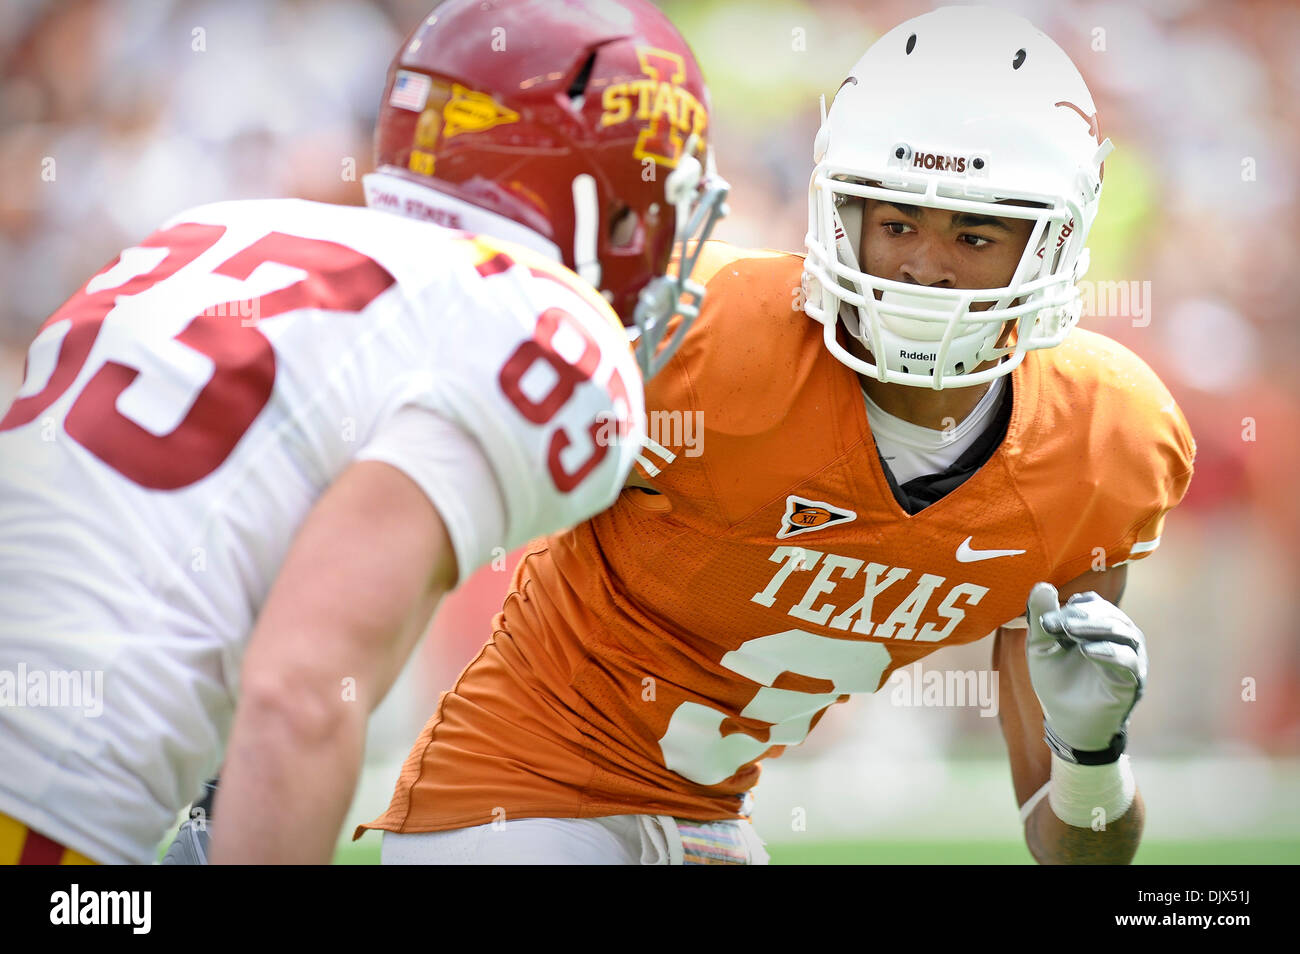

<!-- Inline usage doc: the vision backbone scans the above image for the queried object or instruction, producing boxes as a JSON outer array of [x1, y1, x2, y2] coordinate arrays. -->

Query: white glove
[[1025, 582, 1148, 764]]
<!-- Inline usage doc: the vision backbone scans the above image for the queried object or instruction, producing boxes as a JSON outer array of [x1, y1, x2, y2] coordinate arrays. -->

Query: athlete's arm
[[210, 460, 457, 864], [992, 564, 1147, 864]]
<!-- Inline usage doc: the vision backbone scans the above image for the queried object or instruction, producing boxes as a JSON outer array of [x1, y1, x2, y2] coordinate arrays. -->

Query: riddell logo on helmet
[[1036, 217, 1075, 259], [913, 152, 969, 174], [900, 350, 936, 361], [600, 47, 708, 168]]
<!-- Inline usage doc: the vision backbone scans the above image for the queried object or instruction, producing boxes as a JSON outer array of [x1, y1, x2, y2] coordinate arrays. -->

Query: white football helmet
[[803, 6, 1114, 389]]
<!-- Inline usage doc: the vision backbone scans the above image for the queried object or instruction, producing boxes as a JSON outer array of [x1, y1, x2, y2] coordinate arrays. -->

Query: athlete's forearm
[[210, 684, 367, 864], [1025, 786, 1145, 865]]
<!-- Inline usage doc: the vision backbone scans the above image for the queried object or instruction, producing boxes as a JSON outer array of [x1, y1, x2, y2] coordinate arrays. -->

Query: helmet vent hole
[[568, 52, 597, 100], [954, 362, 966, 374], [1012, 48, 1026, 70], [901, 365, 909, 374], [905, 34, 916, 55]]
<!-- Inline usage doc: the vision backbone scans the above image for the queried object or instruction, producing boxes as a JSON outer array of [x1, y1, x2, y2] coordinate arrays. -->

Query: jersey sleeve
[[356, 404, 507, 583], [374, 240, 647, 580], [1024, 330, 1196, 581], [1112, 397, 1195, 566]]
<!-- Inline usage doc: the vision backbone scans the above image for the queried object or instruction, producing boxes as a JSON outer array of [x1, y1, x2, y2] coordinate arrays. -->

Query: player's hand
[[1025, 582, 1148, 763]]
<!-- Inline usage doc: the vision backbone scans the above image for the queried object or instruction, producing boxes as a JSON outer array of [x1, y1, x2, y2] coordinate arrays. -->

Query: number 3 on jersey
[[0, 223, 395, 489], [658, 629, 892, 786]]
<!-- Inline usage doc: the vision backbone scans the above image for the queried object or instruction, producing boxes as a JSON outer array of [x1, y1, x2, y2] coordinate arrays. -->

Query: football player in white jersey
[[0, 0, 727, 865]]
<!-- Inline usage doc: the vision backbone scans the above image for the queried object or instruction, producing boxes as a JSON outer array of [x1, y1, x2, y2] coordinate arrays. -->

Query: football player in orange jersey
[[362, 6, 1194, 864]]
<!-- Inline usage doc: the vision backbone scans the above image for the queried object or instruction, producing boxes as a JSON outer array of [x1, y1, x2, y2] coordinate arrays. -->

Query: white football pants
[[380, 814, 770, 865]]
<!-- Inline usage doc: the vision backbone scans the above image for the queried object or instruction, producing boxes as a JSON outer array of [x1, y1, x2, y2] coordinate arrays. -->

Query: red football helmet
[[369, 0, 729, 377]]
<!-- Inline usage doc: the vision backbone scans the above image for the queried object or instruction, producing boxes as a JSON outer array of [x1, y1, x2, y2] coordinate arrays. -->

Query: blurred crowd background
[[2, 0, 1297, 835]]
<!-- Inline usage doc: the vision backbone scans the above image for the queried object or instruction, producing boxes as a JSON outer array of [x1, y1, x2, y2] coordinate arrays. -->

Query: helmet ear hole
[[610, 206, 639, 248]]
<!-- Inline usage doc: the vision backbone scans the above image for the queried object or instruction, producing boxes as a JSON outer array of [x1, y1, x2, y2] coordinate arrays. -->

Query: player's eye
[[960, 233, 994, 248], [882, 221, 913, 236]]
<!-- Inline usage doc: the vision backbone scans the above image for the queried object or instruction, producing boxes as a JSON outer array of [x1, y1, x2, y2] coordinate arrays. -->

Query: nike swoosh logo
[[955, 536, 1026, 563]]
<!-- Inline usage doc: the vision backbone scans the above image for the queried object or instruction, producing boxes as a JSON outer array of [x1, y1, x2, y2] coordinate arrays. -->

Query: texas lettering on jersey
[[752, 545, 990, 644], [362, 241, 1194, 835]]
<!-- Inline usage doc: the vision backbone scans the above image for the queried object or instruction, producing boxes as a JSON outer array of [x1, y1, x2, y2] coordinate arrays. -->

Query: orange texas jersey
[[361, 241, 1196, 835]]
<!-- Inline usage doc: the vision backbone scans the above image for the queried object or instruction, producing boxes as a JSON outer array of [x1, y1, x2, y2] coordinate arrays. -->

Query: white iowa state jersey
[[0, 198, 645, 864]]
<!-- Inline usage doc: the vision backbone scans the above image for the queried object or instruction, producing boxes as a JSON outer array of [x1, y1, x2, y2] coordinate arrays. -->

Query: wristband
[[1047, 752, 1136, 828]]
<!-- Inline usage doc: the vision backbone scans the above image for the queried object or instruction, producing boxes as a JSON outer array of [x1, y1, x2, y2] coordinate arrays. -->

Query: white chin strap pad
[[879, 288, 947, 340], [874, 289, 999, 378]]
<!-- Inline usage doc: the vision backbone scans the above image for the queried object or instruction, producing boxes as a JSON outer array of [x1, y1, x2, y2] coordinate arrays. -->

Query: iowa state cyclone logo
[[600, 47, 708, 168]]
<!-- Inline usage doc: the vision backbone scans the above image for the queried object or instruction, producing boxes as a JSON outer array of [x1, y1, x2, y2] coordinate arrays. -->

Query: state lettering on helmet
[[600, 46, 708, 168]]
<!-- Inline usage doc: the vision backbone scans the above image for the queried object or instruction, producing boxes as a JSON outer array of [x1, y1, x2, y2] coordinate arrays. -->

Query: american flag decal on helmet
[[389, 70, 431, 111]]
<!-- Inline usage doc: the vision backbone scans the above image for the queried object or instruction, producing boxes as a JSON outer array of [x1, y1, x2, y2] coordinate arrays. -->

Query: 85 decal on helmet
[[369, 0, 729, 379]]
